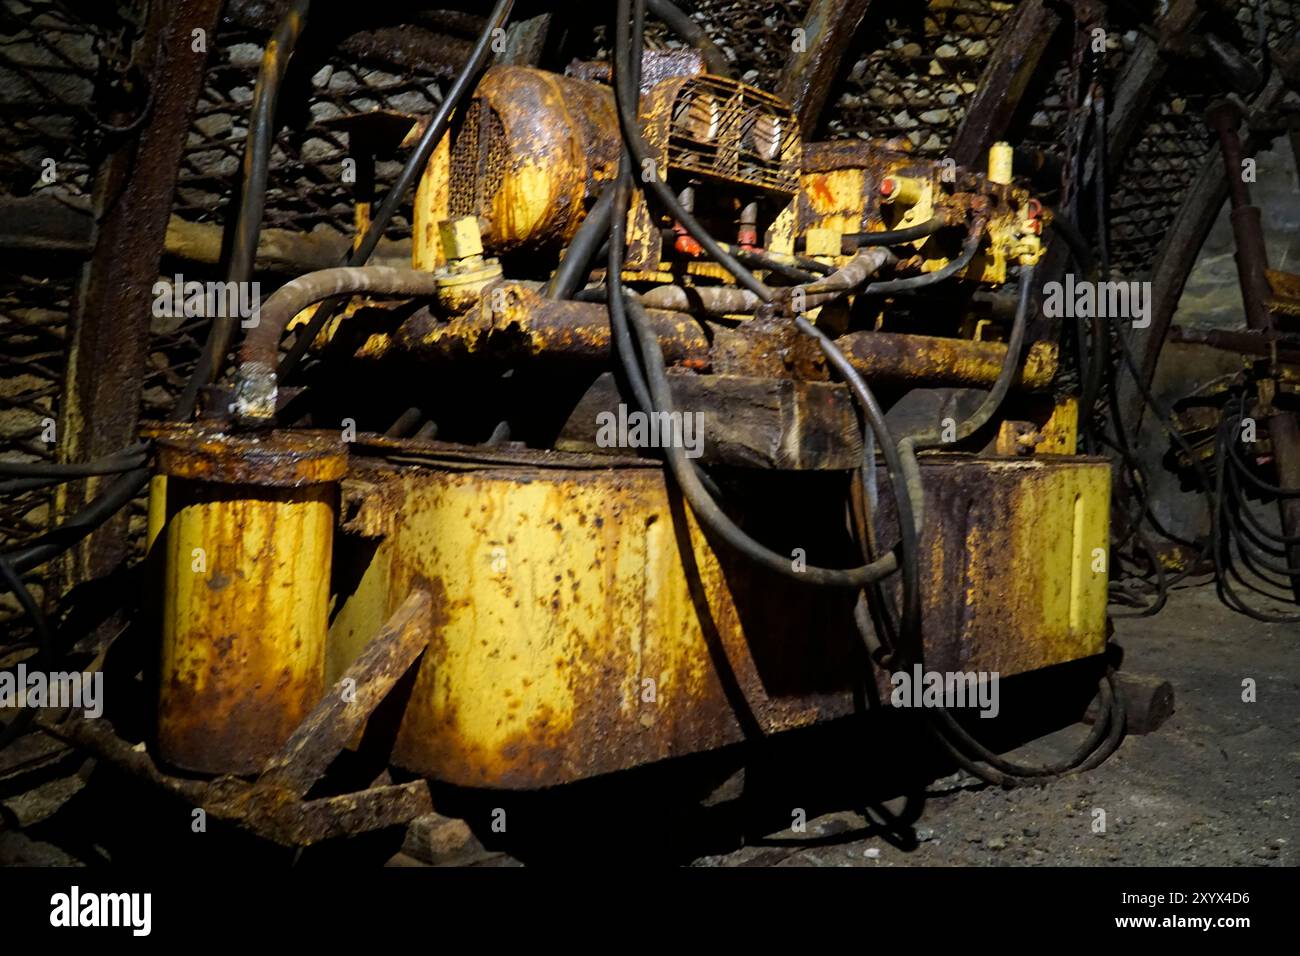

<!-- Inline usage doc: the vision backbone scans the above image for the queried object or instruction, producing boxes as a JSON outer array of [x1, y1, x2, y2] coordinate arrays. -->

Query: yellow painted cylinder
[[988, 141, 1014, 185], [154, 430, 346, 775]]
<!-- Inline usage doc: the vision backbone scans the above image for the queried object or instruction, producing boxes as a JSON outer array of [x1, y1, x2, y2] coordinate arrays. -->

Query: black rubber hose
[[3, 467, 149, 574], [1046, 213, 1106, 435], [613, 0, 771, 301], [861, 219, 984, 296], [616, 0, 1124, 785], [625, 295, 903, 588], [1229, 458, 1300, 544], [844, 217, 947, 247], [1212, 418, 1300, 622], [1225, 427, 1300, 498], [548, 186, 616, 299], [277, 0, 516, 380], [730, 247, 822, 283], [0, 444, 147, 479], [646, 0, 732, 77]]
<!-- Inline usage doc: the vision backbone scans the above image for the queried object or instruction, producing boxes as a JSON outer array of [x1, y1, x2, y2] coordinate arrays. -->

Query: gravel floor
[[697, 585, 1299, 867]]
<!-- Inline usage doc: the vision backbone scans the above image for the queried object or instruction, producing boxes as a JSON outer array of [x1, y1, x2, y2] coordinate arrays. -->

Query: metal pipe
[[235, 266, 444, 422]]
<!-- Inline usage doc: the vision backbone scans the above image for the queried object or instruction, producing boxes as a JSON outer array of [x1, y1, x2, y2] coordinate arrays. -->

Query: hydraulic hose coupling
[[433, 216, 502, 314]]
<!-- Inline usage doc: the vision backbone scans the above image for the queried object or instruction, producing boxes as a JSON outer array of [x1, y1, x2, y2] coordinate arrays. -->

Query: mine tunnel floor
[[1, 585, 1296, 867], [697, 584, 1300, 868]]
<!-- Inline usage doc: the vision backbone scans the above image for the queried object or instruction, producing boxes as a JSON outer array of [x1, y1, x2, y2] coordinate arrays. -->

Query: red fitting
[[880, 177, 897, 198], [674, 229, 703, 257]]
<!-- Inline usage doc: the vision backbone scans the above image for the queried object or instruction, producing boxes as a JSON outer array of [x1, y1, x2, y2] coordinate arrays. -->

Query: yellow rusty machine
[[144, 50, 1118, 808]]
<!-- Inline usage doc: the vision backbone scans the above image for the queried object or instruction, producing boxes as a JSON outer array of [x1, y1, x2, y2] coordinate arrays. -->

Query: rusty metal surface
[[157, 478, 335, 774], [153, 427, 348, 487], [258, 781, 433, 846], [324, 445, 1111, 789], [448, 66, 620, 254], [376, 288, 713, 369], [777, 0, 876, 135], [837, 330, 1057, 391], [376, 460, 859, 788], [54, 0, 224, 589], [38, 715, 433, 848], [258, 589, 432, 798], [871, 455, 1112, 678], [556, 371, 864, 470]]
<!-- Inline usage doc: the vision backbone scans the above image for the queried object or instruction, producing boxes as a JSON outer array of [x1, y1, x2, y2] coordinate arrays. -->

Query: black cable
[[625, 294, 904, 589], [548, 186, 616, 299], [646, 0, 732, 77], [613, 0, 771, 301], [844, 217, 946, 247], [860, 219, 984, 296], [277, 0, 516, 381], [1211, 415, 1300, 622], [728, 246, 822, 283], [1225, 426, 1300, 498], [2, 467, 149, 575], [0, 445, 146, 482], [1229, 459, 1300, 544]]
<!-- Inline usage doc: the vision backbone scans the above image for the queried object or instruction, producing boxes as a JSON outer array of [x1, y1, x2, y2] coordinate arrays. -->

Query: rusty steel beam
[[776, 0, 876, 135], [1096, 0, 1201, 182], [226, 0, 480, 79], [838, 331, 1058, 391], [1208, 102, 1300, 595], [37, 590, 437, 848], [1172, 326, 1300, 365], [949, 0, 1063, 168], [380, 294, 714, 369], [266, 781, 433, 846], [1123, 66, 1293, 420], [56, 0, 224, 589]]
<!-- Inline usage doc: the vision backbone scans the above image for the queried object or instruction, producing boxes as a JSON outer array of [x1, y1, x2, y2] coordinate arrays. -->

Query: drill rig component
[[131, 15, 1121, 798], [319, 445, 1111, 789], [353, 285, 1058, 395], [235, 266, 445, 423], [441, 65, 621, 255], [154, 429, 347, 775]]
